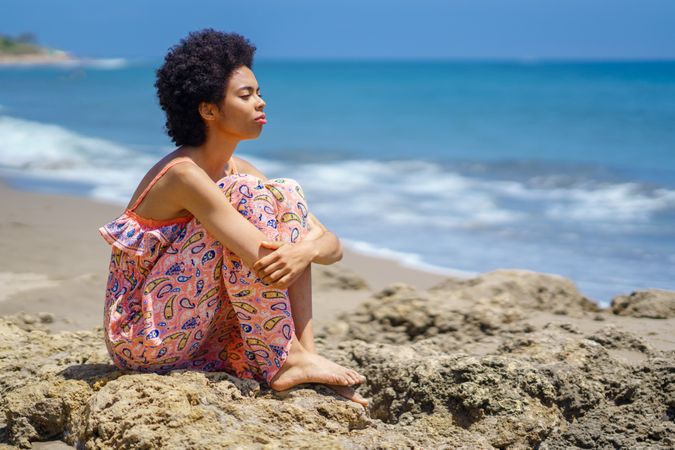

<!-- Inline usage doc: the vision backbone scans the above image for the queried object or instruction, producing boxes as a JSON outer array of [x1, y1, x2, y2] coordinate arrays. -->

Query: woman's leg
[[285, 262, 368, 406], [110, 220, 234, 375], [287, 266, 315, 353], [266, 178, 316, 352], [220, 175, 365, 389]]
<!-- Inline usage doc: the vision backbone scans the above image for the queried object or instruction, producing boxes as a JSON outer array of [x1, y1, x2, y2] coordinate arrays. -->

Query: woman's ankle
[[286, 333, 309, 359]]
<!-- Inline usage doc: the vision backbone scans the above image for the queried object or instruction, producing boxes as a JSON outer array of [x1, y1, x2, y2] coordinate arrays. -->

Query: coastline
[[0, 176, 448, 333], [0, 52, 75, 66], [1, 175, 673, 354], [2, 175, 674, 448]]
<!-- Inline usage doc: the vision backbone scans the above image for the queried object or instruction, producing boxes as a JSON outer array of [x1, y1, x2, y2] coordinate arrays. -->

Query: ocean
[[1, 59, 674, 306]]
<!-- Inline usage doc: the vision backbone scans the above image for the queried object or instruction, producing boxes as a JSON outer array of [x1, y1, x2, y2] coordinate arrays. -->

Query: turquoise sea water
[[1, 60, 674, 305]]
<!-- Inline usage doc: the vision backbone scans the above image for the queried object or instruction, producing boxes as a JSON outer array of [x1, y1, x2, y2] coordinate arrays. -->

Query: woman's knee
[[219, 175, 305, 199], [218, 174, 266, 209], [264, 177, 306, 201], [264, 177, 308, 220]]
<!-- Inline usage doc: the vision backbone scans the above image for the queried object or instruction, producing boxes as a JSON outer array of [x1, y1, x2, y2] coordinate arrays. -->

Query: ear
[[198, 102, 218, 121]]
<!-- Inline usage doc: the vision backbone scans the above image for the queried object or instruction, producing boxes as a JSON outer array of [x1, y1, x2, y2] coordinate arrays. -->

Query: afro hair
[[155, 29, 257, 147]]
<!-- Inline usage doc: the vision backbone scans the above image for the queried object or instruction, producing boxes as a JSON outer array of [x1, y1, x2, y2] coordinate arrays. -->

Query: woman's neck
[[189, 134, 239, 181]]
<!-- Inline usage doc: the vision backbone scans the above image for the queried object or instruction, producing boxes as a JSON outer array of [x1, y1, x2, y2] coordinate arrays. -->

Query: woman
[[98, 29, 367, 406]]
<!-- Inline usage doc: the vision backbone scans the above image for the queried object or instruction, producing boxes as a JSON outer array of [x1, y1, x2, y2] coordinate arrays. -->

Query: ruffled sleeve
[[98, 213, 178, 258]]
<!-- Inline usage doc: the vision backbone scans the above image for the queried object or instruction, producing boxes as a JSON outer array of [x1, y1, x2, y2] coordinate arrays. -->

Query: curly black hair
[[155, 29, 257, 147]]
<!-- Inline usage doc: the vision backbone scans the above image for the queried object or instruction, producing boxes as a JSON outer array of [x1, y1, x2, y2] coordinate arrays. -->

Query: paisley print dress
[[98, 157, 310, 383]]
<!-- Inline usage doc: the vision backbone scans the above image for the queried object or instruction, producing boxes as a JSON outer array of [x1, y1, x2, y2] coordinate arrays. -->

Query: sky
[[2, 0, 675, 61]]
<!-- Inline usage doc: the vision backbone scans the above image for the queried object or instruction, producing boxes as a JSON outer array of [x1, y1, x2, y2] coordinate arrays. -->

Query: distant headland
[[0, 33, 75, 65]]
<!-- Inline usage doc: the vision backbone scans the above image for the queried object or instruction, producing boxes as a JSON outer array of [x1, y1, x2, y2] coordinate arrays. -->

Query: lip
[[255, 114, 266, 123]]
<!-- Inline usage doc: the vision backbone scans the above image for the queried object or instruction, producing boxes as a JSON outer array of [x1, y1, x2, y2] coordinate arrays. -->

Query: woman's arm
[[168, 162, 279, 278], [235, 157, 343, 265], [302, 211, 343, 264]]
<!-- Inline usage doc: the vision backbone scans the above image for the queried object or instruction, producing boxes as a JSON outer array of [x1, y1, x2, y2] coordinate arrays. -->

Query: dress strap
[[128, 157, 197, 212]]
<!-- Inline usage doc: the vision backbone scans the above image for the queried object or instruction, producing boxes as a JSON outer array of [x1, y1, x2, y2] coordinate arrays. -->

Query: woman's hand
[[252, 240, 316, 289]]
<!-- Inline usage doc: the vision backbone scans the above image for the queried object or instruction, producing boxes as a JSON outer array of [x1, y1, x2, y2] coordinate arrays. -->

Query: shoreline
[[2, 174, 675, 449], [3, 173, 674, 353], [0, 52, 75, 66], [0, 176, 449, 333], [0, 168, 472, 286]]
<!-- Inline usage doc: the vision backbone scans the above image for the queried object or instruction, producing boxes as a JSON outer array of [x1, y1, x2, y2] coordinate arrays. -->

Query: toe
[[328, 385, 370, 407], [346, 370, 360, 385], [333, 374, 350, 385], [354, 392, 369, 407], [334, 373, 351, 385], [348, 370, 365, 385]]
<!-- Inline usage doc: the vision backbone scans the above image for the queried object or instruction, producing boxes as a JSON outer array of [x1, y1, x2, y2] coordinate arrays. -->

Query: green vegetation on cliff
[[0, 33, 56, 55]]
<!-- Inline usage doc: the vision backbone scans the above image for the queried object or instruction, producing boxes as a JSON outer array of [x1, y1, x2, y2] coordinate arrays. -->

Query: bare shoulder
[[234, 156, 267, 179], [125, 155, 192, 209], [164, 158, 208, 187], [166, 160, 231, 214]]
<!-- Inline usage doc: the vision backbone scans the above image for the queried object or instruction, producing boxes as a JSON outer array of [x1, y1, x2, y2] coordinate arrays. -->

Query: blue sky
[[2, 0, 674, 60]]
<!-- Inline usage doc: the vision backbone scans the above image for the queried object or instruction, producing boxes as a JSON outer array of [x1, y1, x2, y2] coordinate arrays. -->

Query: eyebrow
[[237, 85, 260, 92]]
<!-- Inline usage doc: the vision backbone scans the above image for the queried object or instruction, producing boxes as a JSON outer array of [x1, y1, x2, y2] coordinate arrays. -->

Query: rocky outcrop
[[429, 269, 602, 317], [611, 288, 675, 319], [1, 271, 673, 449]]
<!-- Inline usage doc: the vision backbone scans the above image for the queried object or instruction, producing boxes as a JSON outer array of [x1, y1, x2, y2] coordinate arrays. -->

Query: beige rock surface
[[2, 272, 674, 449], [611, 288, 675, 319]]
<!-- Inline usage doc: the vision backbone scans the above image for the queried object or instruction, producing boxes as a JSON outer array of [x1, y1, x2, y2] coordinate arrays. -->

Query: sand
[[0, 177, 447, 334]]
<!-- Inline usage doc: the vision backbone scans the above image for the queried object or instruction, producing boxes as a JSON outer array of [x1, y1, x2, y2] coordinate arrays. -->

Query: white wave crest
[[77, 58, 129, 70], [279, 158, 675, 231], [0, 115, 153, 203], [0, 115, 132, 169]]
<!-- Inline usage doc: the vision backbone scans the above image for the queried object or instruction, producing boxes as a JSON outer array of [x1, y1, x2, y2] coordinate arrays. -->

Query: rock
[[38, 312, 55, 324], [611, 289, 675, 318], [336, 282, 534, 352], [585, 323, 652, 353], [330, 323, 673, 449], [4, 379, 92, 448], [19, 313, 37, 325], [0, 318, 410, 448], [539, 356, 675, 449], [1, 269, 673, 449], [312, 263, 370, 291], [430, 269, 602, 317], [0, 313, 50, 333]]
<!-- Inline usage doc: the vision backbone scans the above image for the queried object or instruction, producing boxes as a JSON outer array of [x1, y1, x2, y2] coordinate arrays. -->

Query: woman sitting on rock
[[98, 29, 367, 406]]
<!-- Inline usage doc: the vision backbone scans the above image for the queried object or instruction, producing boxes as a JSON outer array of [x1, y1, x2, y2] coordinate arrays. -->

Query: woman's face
[[208, 65, 266, 141]]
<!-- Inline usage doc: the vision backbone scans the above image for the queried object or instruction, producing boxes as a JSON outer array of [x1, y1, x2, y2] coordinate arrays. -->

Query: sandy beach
[[0, 53, 75, 66], [1, 177, 673, 449], [0, 177, 447, 334]]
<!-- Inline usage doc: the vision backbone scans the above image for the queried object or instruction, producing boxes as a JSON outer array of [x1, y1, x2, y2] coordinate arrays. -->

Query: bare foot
[[294, 339, 368, 405], [327, 384, 369, 407], [270, 350, 365, 392], [270, 343, 369, 405]]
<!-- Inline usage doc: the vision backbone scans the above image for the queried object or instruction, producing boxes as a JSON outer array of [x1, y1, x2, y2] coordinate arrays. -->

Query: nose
[[257, 95, 265, 109]]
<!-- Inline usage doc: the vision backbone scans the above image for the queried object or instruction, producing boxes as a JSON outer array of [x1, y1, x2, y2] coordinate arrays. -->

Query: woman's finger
[[277, 274, 292, 287], [253, 252, 280, 271], [258, 260, 286, 278], [268, 267, 292, 283]]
